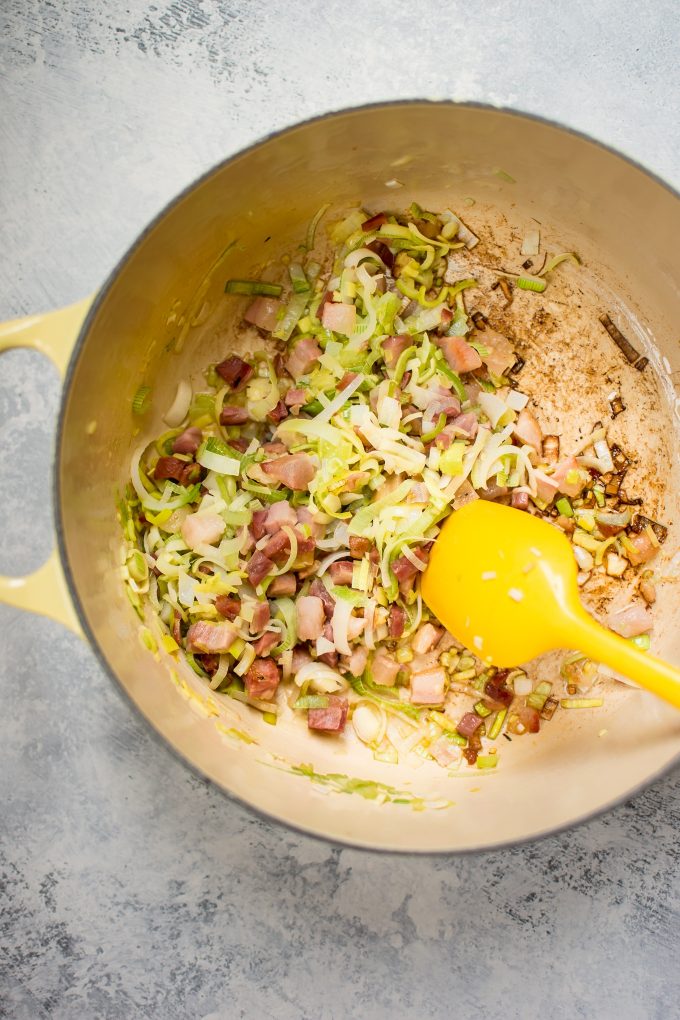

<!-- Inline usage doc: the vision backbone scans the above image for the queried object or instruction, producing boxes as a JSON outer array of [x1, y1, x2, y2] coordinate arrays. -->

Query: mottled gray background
[[2, 2, 680, 1018]]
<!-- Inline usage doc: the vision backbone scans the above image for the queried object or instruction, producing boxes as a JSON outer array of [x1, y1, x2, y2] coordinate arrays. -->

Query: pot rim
[[54, 98, 680, 855]]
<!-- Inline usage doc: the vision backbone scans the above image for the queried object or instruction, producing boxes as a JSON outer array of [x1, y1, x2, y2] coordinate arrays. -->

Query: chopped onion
[[331, 595, 354, 655], [377, 395, 401, 429], [595, 508, 631, 529], [570, 426, 607, 456], [163, 380, 192, 427], [352, 558, 371, 592], [209, 654, 230, 689], [344, 247, 384, 269], [400, 545, 428, 571], [273, 292, 308, 342], [197, 448, 240, 475], [406, 303, 449, 334], [316, 522, 349, 552], [574, 546, 594, 571], [513, 675, 533, 696], [294, 661, 347, 693], [605, 553, 627, 578], [316, 635, 336, 656], [441, 210, 479, 248], [402, 592, 423, 639], [274, 525, 298, 576], [272, 597, 297, 652], [577, 455, 607, 473], [317, 550, 350, 575], [314, 374, 364, 424], [233, 643, 256, 677], [129, 441, 155, 503], [520, 229, 540, 257], [478, 391, 511, 428], [177, 569, 197, 607], [593, 438, 615, 473], [349, 403, 371, 426], [352, 701, 387, 746], [506, 389, 529, 412], [280, 649, 293, 680], [306, 203, 330, 249], [363, 598, 377, 649]]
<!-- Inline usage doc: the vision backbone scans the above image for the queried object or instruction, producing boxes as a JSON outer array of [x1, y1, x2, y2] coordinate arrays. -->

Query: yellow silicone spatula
[[421, 499, 680, 709]]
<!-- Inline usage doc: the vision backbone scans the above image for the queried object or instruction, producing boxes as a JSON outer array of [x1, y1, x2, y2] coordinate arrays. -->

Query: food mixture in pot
[[120, 202, 669, 770]]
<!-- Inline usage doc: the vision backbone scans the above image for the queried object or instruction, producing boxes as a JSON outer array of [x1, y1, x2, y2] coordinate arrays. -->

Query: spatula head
[[421, 500, 581, 666]]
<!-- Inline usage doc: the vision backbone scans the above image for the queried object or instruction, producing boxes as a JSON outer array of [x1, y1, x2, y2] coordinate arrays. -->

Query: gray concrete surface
[[2, 2, 680, 1017]]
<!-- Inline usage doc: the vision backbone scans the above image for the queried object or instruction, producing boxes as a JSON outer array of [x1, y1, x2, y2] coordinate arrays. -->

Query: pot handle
[[0, 297, 94, 637]]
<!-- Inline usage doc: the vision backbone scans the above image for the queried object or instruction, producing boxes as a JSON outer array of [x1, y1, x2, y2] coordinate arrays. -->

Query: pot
[[2, 102, 679, 852]]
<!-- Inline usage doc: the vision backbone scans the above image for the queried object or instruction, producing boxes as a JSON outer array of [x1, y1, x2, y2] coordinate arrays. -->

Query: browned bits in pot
[[609, 394, 626, 418], [509, 355, 525, 374], [617, 490, 643, 507], [471, 311, 487, 330], [604, 473, 625, 498], [541, 698, 559, 720], [631, 515, 668, 544], [499, 278, 513, 304], [610, 443, 630, 472], [599, 313, 640, 364], [639, 575, 657, 605], [542, 435, 560, 464]]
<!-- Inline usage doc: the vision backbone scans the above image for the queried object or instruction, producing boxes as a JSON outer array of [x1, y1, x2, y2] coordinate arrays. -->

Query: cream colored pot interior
[[59, 104, 680, 852]]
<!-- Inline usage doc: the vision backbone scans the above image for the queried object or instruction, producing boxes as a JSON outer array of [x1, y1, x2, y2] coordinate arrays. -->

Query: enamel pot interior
[[58, 103, 680, 852]]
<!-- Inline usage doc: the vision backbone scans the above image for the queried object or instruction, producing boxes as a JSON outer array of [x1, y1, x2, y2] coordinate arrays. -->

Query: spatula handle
[[566, 611, 680, 710]]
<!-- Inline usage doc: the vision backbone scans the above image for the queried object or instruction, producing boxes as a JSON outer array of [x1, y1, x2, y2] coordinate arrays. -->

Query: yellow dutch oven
[[2, 102, 679, 852]]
